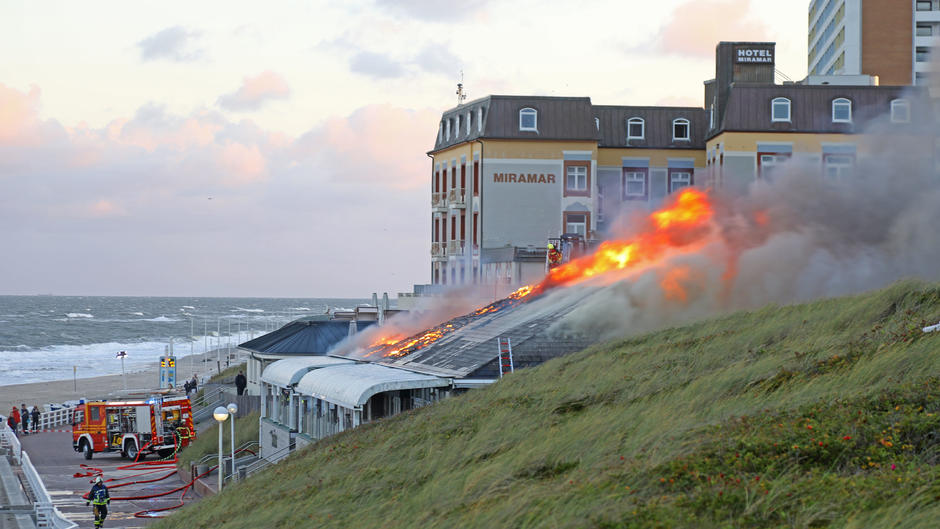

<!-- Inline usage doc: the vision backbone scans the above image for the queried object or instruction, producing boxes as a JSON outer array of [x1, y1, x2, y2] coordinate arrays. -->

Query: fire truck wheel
[[123, 440, 139, 460], [81, 440, 93, 460]]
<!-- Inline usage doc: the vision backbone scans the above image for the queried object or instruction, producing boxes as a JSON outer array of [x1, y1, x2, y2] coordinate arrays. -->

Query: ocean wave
[[292, 307, 312, 311], [181, 305, 195, 310], [232, 307, 265, 313], [66, 313, 94, 318], [130, 312, 144, 316]]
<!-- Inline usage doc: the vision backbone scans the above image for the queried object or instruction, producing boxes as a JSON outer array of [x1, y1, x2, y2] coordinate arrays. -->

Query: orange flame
[[541, 189, 713, 290], [363, 189, 714, 359]]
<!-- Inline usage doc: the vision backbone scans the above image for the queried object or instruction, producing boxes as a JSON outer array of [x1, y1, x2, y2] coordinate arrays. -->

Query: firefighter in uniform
[[547, 243, 563, 269], [87, 476, 110, 527]]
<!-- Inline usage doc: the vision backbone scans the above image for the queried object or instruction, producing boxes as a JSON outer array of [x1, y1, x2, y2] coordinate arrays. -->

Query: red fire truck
[[72, 395, 195, 460]]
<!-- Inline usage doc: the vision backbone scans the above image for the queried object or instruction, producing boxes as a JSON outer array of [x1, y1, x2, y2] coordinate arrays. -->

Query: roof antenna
[[456, 70, 467, 106]]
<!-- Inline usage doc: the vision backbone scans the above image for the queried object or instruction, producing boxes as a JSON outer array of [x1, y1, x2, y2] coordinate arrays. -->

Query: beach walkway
[[16, 431, 197, 529]]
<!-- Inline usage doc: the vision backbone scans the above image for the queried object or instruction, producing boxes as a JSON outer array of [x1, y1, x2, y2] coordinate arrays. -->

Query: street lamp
[[213, 406, 229, 492], [227, 402, 238, 478]]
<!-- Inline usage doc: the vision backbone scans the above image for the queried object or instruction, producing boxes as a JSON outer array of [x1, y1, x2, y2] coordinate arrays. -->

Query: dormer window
[[772, 97, 791, 122], [445, 119, 451, 140], [891, 99, 910, 123], [455, 115, 461, 137], [438, 122, 443, 143], [477, 107, 484, 132], [466, 111, 471, 135], [672, 118, 690, 141], [595, 117, 600, 130], [519, 108, 538, 132], [832, 98, 852, 123], [627, 117, 645, 140]]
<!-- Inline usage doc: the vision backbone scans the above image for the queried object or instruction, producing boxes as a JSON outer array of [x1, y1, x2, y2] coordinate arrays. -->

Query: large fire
[[362, 189, 714, 359]]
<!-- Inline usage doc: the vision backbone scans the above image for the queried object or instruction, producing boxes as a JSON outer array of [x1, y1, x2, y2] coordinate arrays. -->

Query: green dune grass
[[155, 280, 940, 529]]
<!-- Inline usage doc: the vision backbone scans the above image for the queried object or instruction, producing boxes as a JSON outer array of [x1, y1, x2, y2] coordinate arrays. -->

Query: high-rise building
[[808, 0, 937, 86]]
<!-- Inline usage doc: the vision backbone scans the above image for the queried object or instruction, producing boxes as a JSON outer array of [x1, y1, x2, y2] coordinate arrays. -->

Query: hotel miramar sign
[[735, 46, 774, 64]]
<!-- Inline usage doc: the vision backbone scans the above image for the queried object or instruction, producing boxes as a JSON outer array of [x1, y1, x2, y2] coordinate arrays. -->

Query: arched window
[[519, 108, 538, 131], [832, 98, 852, 123], [672, 118, 690, 141], [890, 99, 910, 123], [627, 117, 645, 140], [772, 97, 791, 122]]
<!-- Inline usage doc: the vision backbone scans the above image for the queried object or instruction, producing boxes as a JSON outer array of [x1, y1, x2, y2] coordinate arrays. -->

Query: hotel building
[[428, 41, 934, 289], [807, 0, 938, 85]]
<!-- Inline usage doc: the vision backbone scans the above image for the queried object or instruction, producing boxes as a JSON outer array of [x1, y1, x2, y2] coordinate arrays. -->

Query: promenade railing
[[1, 424, 77, 529]]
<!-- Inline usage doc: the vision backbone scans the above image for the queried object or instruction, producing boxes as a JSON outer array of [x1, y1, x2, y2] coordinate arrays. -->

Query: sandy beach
[[0, 349, 240, 415]]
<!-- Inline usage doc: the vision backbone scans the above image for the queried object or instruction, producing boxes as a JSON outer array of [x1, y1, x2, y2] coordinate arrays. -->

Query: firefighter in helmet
[[87, 475, 110, 528], [547, 243, 563, 269]]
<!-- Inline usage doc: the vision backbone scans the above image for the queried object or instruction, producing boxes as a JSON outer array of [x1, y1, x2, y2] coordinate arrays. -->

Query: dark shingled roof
[[242, 320, 375, 356], [715, 84, 931, 136], [432, 95, 597, 152], [375, 287, 599, 378], [594, 105, 708, 149]]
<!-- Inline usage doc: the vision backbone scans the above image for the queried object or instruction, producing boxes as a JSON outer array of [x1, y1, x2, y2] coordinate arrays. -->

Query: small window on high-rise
[[916, 0, 931, 11], [916, 24, 933, 37], [916, 47, 930, 63]]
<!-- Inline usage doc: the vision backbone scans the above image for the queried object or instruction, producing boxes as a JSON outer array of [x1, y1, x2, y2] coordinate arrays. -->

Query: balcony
[[447, 240, 466, 256], [431, 242, 446, 261], [432, 192, 446, 211], [447, 188, 466, 208]]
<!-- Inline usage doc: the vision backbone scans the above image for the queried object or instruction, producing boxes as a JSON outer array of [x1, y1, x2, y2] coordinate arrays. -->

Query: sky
[[0, 0, 808, 298]]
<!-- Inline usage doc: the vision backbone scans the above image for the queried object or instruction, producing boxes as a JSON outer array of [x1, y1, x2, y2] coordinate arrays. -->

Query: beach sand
[[0, 350, 239, 415]]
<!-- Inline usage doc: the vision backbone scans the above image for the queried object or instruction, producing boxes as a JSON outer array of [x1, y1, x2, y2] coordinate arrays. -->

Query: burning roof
[[334, 189, 717, 377]]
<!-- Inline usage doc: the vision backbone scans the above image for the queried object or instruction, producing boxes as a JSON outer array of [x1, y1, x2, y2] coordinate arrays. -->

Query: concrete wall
[[259, 417, 293, 462], [481, 159, 562, 247]]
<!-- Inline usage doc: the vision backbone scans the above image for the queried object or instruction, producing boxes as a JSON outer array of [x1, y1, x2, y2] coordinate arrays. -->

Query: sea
[[0, 295, 369, 386]]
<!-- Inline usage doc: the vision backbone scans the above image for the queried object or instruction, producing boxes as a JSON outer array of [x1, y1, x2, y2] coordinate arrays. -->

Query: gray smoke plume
[[553, 85, 939, 341]]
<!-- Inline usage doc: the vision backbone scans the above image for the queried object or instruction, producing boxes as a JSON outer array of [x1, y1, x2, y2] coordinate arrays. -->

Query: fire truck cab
[[72, 395, 195, 460]]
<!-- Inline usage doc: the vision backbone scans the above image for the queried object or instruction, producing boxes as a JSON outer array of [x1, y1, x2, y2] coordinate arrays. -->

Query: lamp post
[[227, 402, 238, 477], [213, 406, 229, 492]]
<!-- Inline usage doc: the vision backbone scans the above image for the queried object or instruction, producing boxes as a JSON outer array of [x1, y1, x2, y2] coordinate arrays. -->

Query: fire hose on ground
[[74, 429, 257, 518]]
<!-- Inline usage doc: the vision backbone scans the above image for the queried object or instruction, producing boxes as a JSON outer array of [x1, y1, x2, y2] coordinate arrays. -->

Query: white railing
[[38, 408, 74, 431], [1, 424, 77, 529]]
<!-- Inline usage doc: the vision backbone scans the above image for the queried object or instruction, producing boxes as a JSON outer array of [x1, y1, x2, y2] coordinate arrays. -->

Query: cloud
[[655, 95, 701, 107], [349, 51, 407, 79], [0, 82, 435, 297], [414, 44, 461, 75], [650, 0, 769, 58], [373, 0, 491, 21], [217, 71, 291, 111], [137, 26, 203, 62]]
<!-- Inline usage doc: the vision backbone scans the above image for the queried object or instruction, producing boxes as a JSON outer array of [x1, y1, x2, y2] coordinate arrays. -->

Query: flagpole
[[122, 354, 126, 389]]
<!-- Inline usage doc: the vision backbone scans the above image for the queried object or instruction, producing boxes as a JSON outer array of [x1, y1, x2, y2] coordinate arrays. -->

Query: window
[[627, 117, 645, 140], [622, 168, 648, 199], [595, 117, 600, 130], [832, 98, 852, 123], [759, 153, 791, 181], [519, 108, 537, 131], [669, 170, 692, 193], [672, 118, 690, 141], [477, 107, 484, 132], [445, 119, 451, 140], [891, 99, 910, 123], [455, 115, 461, 137], [466, 112, 471, 135], [916, 47, 930, 63], [564, 213, 588, 237], [709, 105, 715, 129], [917, 24, 933, 37], [437, 122, 443, 143], [823, 154, 855, 183], [772, 98, 791, 122], [916, 0, 931, 11], [566, 165, 588, 192]]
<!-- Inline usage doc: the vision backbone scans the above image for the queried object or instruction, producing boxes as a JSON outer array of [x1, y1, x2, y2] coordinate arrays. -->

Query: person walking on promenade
[[235, 370, 247, 396], [10, 406, 20, 435], [20, 404, 29, 435], [190, 374, 198, 395], [87, 476, 110, 528], [6, 412, 17, 435], [30, 405, 41, 434]]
